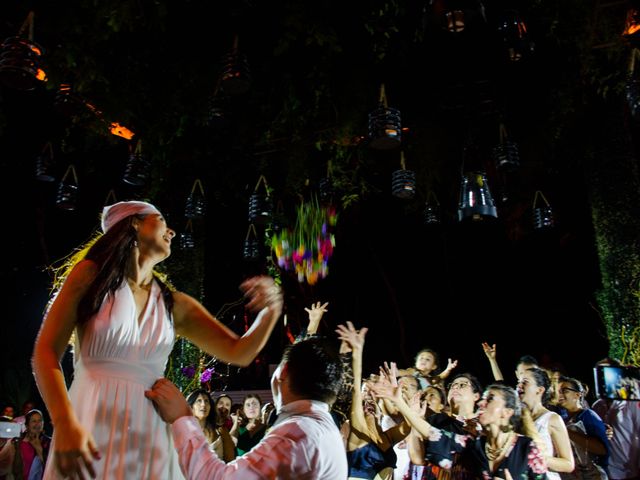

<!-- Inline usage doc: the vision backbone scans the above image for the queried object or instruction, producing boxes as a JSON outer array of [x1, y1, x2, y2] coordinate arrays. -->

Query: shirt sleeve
[[172, 416, 309, 479]]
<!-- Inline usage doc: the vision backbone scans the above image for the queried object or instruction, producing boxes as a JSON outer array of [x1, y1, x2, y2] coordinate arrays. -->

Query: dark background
[[1, 0, 626, 413]]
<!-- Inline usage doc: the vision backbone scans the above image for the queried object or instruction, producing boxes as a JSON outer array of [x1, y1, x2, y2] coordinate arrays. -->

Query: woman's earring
[[134, 240, 138, 248]]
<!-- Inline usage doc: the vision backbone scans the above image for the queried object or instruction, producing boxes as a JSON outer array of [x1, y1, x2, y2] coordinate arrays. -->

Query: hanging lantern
[[185, 178, 206, 218], [123, 140, 150, 186], [220, 35, 251, 96], [532, 190, 554, 230], [623, 6, 640, 45], [103, 188, 117, 206], [493, 123, 520, 172], [424, 192, 441, 225], [243, 224, 261, 261], [497, 10, 533, 62], [248, 175, 273, 226], [626, 49, 640, 120], [271, 200, 289, 234], [425, 0, 487, 34], [368, 84, 402, 150], [54, 83, 87, 117], [391, 152, 416, 199], [457, 171, 498, 221], [205, 93, 230, 129], [0, 12, 46, 91], [179, 219, 196, 250], [35, 142, 55, 182], [56, 164, 79, 211]]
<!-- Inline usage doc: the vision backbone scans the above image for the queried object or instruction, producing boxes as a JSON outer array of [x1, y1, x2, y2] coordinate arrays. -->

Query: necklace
[[485, 431, 514, 461]]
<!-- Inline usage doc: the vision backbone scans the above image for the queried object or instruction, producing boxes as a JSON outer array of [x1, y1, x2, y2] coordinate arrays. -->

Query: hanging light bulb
[[457, 171, 498, 221]]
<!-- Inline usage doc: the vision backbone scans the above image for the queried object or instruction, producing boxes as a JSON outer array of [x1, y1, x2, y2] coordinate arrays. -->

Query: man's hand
[[145, 378, 193, 424]]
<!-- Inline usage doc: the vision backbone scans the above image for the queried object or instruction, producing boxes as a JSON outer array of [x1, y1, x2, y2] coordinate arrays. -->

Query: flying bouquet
[[271, 196, 337, 285]]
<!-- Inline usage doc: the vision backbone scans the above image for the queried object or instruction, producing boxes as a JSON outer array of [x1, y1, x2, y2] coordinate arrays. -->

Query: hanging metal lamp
[[220, 35, 251, 96], [185, 178, 206, 219], [179, 219, 196, 250], [423, 191, 441, 225], [248, 175, 273, 226], [368, 83, 402, 150], [492, 123, 520, 172], [243, 224, 261, 261], [532, 190, 554, 230], [391, 152, 416, 199], [35, 142, 56, 182], [56, 164, 79, 210], [457, 171, 498, 221], [497, 9, 533, 62], [0, 12, 47, 91], [123, 140, 150, 186]]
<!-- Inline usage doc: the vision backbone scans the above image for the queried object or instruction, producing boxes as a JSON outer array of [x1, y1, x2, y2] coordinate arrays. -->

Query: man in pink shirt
[[147, 337, 348, 479]]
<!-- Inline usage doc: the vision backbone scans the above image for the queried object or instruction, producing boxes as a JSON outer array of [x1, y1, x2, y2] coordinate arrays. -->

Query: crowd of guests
[[154, 302, 637, 480], [3, 302, 639, 479]]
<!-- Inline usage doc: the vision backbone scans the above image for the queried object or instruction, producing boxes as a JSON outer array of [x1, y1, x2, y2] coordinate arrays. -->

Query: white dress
[[44, 280, 184, 479]]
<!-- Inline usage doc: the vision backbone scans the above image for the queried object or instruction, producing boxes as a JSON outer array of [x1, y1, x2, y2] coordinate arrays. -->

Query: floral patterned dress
[[421, 427, 547, 480]]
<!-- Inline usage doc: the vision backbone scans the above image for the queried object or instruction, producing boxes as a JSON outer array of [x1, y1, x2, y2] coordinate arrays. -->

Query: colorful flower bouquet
[[271, 197, 337, 285]]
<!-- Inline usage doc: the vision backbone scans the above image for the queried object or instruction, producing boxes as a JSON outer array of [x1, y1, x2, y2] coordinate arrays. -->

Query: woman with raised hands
[[336, 322, 410, 480], [371, 377, 548, 480]]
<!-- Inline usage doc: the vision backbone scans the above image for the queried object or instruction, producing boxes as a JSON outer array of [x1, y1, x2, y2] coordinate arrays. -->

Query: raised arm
[[335, 322, 370, 438], [31, 260, 100, 478], [303, 301, 329, 336], [434, 358, 458, 381], [174, 276, 283, 367], [481, 342, 504, 382]]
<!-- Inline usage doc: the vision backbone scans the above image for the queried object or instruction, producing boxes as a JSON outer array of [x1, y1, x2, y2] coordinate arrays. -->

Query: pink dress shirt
[[172, 399, 348, 479]]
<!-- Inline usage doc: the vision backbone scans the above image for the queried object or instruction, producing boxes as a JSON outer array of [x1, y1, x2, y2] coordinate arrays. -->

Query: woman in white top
[[186, 390, 235, 462], [517, 367, 575, 478]]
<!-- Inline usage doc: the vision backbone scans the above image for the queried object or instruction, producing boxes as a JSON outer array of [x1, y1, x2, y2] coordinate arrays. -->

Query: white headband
[[101, 200, 161, 233]]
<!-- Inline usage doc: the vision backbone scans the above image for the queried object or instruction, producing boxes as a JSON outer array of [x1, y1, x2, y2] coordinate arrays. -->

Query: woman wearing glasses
[[372, 380, 548, 479], [556, 377, 610, 480], [405, 373, 483, 479]]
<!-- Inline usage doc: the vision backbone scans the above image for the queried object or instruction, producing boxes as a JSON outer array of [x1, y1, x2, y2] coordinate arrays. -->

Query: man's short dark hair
[[517, 355, 538, 367], [282, 337, 343, 404]]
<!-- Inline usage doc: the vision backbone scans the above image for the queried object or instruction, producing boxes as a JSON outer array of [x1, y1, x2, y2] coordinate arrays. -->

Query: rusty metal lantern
[[425, 0, 487, 35], [0, 12, 47, 91], [623, 6, 640, 46], [56, 164, 79, 211], [368, 84, 402, 150]]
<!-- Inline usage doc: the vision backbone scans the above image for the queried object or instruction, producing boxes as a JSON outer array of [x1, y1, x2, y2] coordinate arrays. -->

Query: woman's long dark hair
[[49, 215, 174, 325], [186, 389, 217, 432]]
